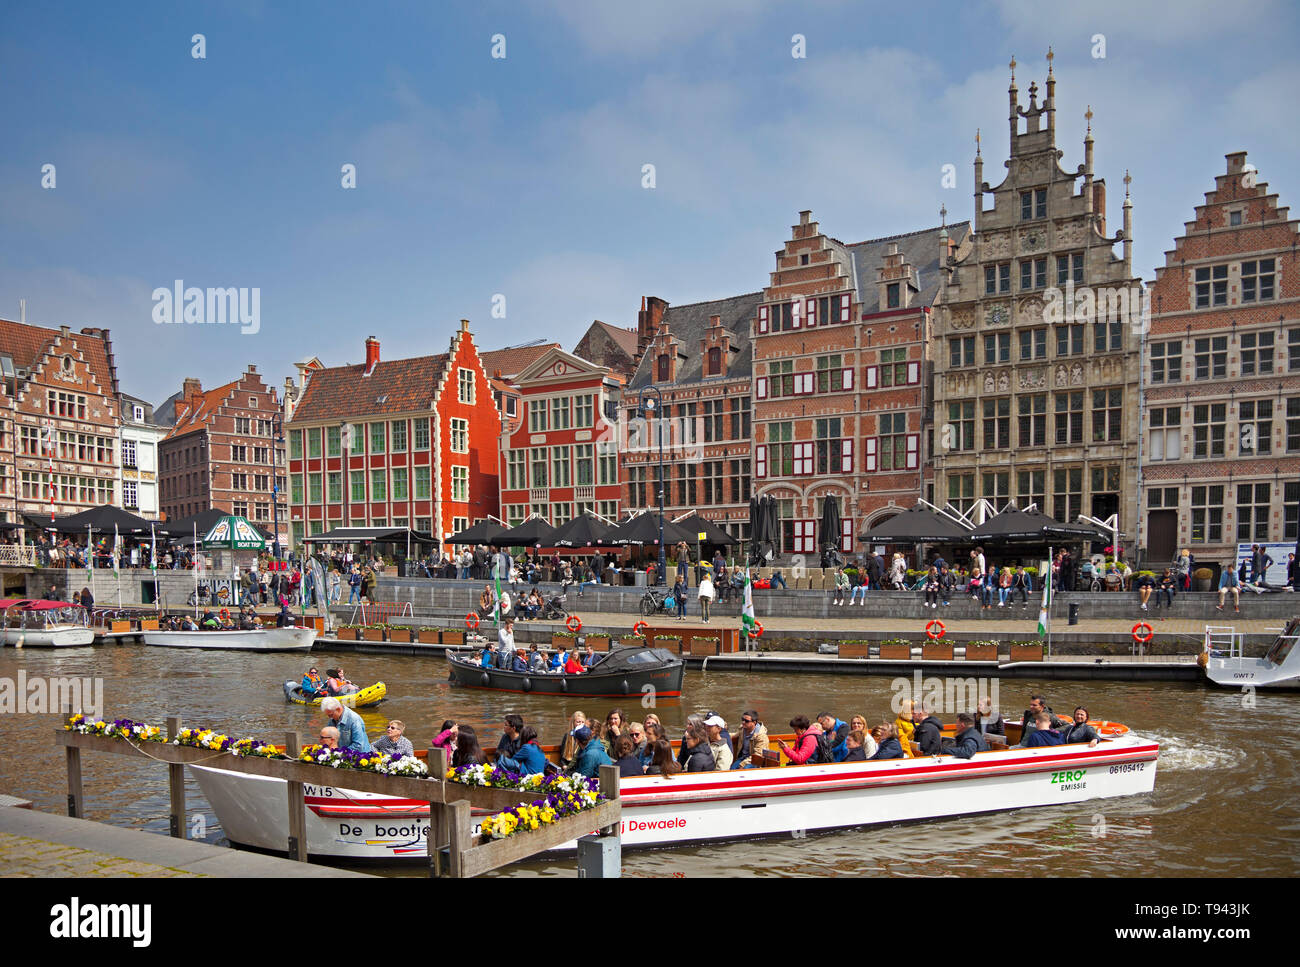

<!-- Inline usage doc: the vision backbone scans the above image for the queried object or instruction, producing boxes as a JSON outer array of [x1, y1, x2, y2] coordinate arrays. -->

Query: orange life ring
[[925, 619, 946, 640], [465, 612, 480, 631], [566, 615, 582, 633], [751, 621, 764, 639], [632, 621, 648, 637], [1131, 621, 1153, 644], [1086, 719, 1130, 737], [219, 608, 230, 621]]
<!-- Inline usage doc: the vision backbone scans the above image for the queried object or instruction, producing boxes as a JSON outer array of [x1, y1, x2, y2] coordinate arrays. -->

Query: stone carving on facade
[[948, 307, 977, 331], [984, 303, 1010, 327], [982, 232, 1011, 259], [997, 371, 1009, 393], [1056, 219, 1087, 247], [984, 372, 995, 394], [1017, 296, 1044, 325], [1055, 365, 1068, 387], [1019, 367, 1046, 389], [1018, 157, 1049, 182], [1070, 363, 1084, 385], [1018, 228, 1046, 253]]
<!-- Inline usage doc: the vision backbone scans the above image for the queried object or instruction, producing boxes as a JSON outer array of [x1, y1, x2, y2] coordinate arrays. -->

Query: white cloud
[[536, 0, 770, 59]]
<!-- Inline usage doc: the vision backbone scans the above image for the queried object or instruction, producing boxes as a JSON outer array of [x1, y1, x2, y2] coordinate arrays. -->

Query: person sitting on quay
[[477, 585, 496, 619], [300, 667, 328, 698], [321, 697, 370, 753], [1136, 570, 1156, 611], [869, 723, 906, 759], [1012, 566, 1033, 608], [326, 668, 358, 696], [613, 734, 643, 777], [923, 566, 941, 609], [1018, 695, 1067, 742], [911, 704, 944, 756], [946, 713, 990, 759], [1023, 711, 1064, 747], [1217, 565, 1241, 613], [570, 725, 613, 777], [832, 567, 851, 606], [776, 714, 823, 765], [1059, 707, 1100, 747], [681, 721, 717, 772], [704, 715, 733, 771], [498, 725, 546, 776], [497, 714, 525, 760], [975, 697, 1004, 736], [373, 720, 415, 757], [998, 566, 1014, 607], [731, 711, 769, 769], [318, 726, 340, 750], [1155, 569, 1178, 610]]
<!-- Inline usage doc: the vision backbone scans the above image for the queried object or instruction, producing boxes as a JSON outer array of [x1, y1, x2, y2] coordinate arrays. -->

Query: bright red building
[[286, 321, 501, 546], [499, 347, 623, 527]]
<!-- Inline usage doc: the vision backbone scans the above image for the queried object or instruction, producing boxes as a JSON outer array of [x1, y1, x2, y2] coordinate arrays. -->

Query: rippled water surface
[[2, 644, 1295, 876]]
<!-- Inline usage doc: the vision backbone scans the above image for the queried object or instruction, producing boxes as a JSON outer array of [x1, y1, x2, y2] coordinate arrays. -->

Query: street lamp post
[[639, 387, 666, 586]]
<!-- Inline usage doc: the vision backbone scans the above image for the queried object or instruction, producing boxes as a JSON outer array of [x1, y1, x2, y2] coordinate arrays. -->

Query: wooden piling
[[284, 731, 308, 863], [62, 705, 84, 819], [427, 746, 449, 878], [166, 716, 185, 839], [447, 799, 472, 879]]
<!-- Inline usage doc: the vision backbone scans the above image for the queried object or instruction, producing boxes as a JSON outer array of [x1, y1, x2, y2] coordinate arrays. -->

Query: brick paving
[[0, 830, 199, 877]]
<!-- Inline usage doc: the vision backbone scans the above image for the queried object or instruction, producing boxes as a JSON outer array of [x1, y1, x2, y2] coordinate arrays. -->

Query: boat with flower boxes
[[446, 644, 684, 699], [1, 599, 94, 647], [191, 719, 1158, 861]]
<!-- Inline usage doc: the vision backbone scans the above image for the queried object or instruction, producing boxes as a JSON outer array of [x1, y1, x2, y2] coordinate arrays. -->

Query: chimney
[[636, 296, 669, 360], [363, 336, 380, 377], [182, 377, 202, 399], [247, 363, 258, 374]]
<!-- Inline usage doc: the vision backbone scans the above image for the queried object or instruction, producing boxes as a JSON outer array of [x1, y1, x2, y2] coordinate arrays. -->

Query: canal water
[[1, 644, 1295, 877]]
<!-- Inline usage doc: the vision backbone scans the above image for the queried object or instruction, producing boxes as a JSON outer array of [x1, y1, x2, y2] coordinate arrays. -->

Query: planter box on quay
[[585, 634, 610, 652], [653, 636, 681, 654], [687, 636, 719, 657], [963, 643, 998, 661], [878, 644, 912, 660], [838, 642, 870, 659], [417, 630, 440, 644], [361, 628, 385, 642], [441, 630, 464, 646], [1010, 644, 1045, 662], [922, 643, 953, 661], [337, 627, 359, 640]]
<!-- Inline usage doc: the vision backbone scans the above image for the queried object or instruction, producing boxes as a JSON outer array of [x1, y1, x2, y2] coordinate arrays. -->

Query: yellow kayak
[[283, 680, 387, 709]]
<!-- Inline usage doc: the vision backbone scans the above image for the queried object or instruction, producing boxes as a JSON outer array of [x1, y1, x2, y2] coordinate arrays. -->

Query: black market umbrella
[[968, 507, 1109, 543], [544, 511, 614, 548], [819, 495, 843, 567], [51, 505, 153, 535], [446, 516, 508, 545], [600, 511, 695, 547], [496, 515, 557, 548], [673, 513, 739, 546], [860, 504, 973, 544], [748, 496, 762, 541]]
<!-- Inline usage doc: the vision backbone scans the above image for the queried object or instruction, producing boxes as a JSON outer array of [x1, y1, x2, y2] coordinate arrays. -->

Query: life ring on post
[[925, 619, 946, 640], [566, 615, 582, 633], [632, 621, 648, 637], [219, 609, 230, 622], [1131, 621, 1153, 644], [751, 621, 764, 639], [466, 612, 480, 631]]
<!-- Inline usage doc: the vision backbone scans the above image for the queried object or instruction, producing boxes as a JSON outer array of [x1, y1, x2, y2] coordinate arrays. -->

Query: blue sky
[[2, 0, 1296, 406]]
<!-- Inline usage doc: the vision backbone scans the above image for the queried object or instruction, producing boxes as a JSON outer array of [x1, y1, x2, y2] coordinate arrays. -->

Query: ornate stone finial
[[1009, 55, 1016, 83], [940, 204, 948, 227], [1085, 105, 1093, 134], [1124, 169, 1132, 197], [1046, 46, 1054, 74], [975, 127, 982, 157]]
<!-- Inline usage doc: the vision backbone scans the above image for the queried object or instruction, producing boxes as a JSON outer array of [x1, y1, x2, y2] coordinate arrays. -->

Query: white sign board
[[1234, 542, 1293, 586]]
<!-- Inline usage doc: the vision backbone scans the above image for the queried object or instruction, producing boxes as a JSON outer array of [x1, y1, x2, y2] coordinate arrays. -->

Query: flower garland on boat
[[297, 745, 429, 776], [230, 737, 281, 758], [478, 774, 603, 841], [65, 713, 165, 744], [173, 727, 234, 752]]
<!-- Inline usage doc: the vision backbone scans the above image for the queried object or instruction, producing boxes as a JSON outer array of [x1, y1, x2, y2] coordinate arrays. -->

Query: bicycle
[[640, 588, 671, 617]]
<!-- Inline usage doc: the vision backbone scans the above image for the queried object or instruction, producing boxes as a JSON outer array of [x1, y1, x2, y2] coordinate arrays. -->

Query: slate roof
[[628, 291, 763, 391], [0, 319, 117, 396], [844, 221, 971, 314], [589, 320, 638, 357], [289, 354, 449, 424]]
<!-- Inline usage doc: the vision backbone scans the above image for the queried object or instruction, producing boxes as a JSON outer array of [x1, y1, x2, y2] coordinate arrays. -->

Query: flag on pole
[[493, 552, 503, 627], [150, 523, 157, 576], [741, 568, 756, 640], [1037, 572, 1052, 639], [86, 524, 93, 588], [112, 524, 120, 579]]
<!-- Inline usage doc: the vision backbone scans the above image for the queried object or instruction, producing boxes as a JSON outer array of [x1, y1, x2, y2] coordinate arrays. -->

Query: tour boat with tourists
[[1200, 618, 1300, 690], [191, 718, 1159, 862], [0, 599, 95, 647], [446, 644, 685, 699]]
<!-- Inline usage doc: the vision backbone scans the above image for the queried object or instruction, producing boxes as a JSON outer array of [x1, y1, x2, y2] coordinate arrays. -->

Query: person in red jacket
[[563, 651, 584, 675], [776, 715, 824, 764]]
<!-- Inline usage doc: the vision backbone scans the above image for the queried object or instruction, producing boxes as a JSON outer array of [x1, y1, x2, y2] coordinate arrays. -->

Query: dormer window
[[708, 347, 722, 376], [887, 283, 900, 309], [657, 354, 670, 382], [800, 254, 810, 266]]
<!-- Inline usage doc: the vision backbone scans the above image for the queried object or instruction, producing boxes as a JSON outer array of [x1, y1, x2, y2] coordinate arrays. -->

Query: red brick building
[[1142, 151, 1300, 563], [574, 320, 640, 383], [499, 346, 624, 527], [159, 365, 285, 544], [751, 213, 969, 554], [0, 320, 122, 523], [622, 293, 759, 541], [286, 321, 501, 546]]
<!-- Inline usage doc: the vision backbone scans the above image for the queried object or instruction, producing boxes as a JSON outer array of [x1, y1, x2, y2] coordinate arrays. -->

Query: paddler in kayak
[[300, 667, 328, 698]]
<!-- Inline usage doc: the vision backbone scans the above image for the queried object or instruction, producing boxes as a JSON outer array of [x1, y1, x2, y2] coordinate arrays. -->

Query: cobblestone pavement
[[0, 831, 198, 877]]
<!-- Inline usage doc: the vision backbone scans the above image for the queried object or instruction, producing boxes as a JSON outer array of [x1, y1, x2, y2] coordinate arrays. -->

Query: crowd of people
[[321, 691, 1109, 777]]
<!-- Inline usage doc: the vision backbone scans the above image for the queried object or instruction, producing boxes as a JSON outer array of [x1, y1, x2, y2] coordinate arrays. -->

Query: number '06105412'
[[1109, 763, 1146, 774]]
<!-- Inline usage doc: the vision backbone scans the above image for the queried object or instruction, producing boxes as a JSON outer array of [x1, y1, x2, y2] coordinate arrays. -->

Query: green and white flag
[[112, 524, 120, 579], [1037, 572, 1052, 639], [86, 524, 93, 588], [741, 568, 756, 639]]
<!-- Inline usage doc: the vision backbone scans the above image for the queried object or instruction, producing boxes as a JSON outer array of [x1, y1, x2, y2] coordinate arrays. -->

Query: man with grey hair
[[321, 697, 370, 753]]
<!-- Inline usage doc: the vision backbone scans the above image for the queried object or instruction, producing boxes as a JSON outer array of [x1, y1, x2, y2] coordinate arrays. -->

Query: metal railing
[[0, 545, 37, 567], [1204, 625, 1244, 659]]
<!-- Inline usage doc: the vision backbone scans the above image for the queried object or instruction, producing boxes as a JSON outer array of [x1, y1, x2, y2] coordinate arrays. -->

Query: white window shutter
[[840, 293, 851, 323], [842, 367, 854, 391], [807, 298, 817, 327], [866, 366, 878, 389], [1150, 431, 1164, 461], [906, 433, 919, 469], [791, 301, 801, 329], [756, 444, 767, 478], [758, 305, 769, 334], [841, 518, 853, 552], [841, 437, 854, 473], [756, 377, 768, 400], [865, 437, 877, 472], [907, 361, 920, 384]]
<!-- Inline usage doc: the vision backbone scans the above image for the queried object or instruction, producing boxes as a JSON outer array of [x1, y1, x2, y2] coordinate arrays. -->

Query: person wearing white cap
[[703, 715, 733, 771]]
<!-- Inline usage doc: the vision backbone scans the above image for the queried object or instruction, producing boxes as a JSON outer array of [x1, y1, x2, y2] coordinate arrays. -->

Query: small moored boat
[[446, 644, 684, 698], [0, 599, 94, 648], [1201, 619, 1300, 690], [283, 680, 387, 708], [142, 626, 317, 652]]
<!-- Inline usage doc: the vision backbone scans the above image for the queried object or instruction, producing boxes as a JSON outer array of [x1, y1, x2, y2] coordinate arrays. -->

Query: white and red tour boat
[[0, 599, 94, 648], [191, 722, 1159, 862]]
